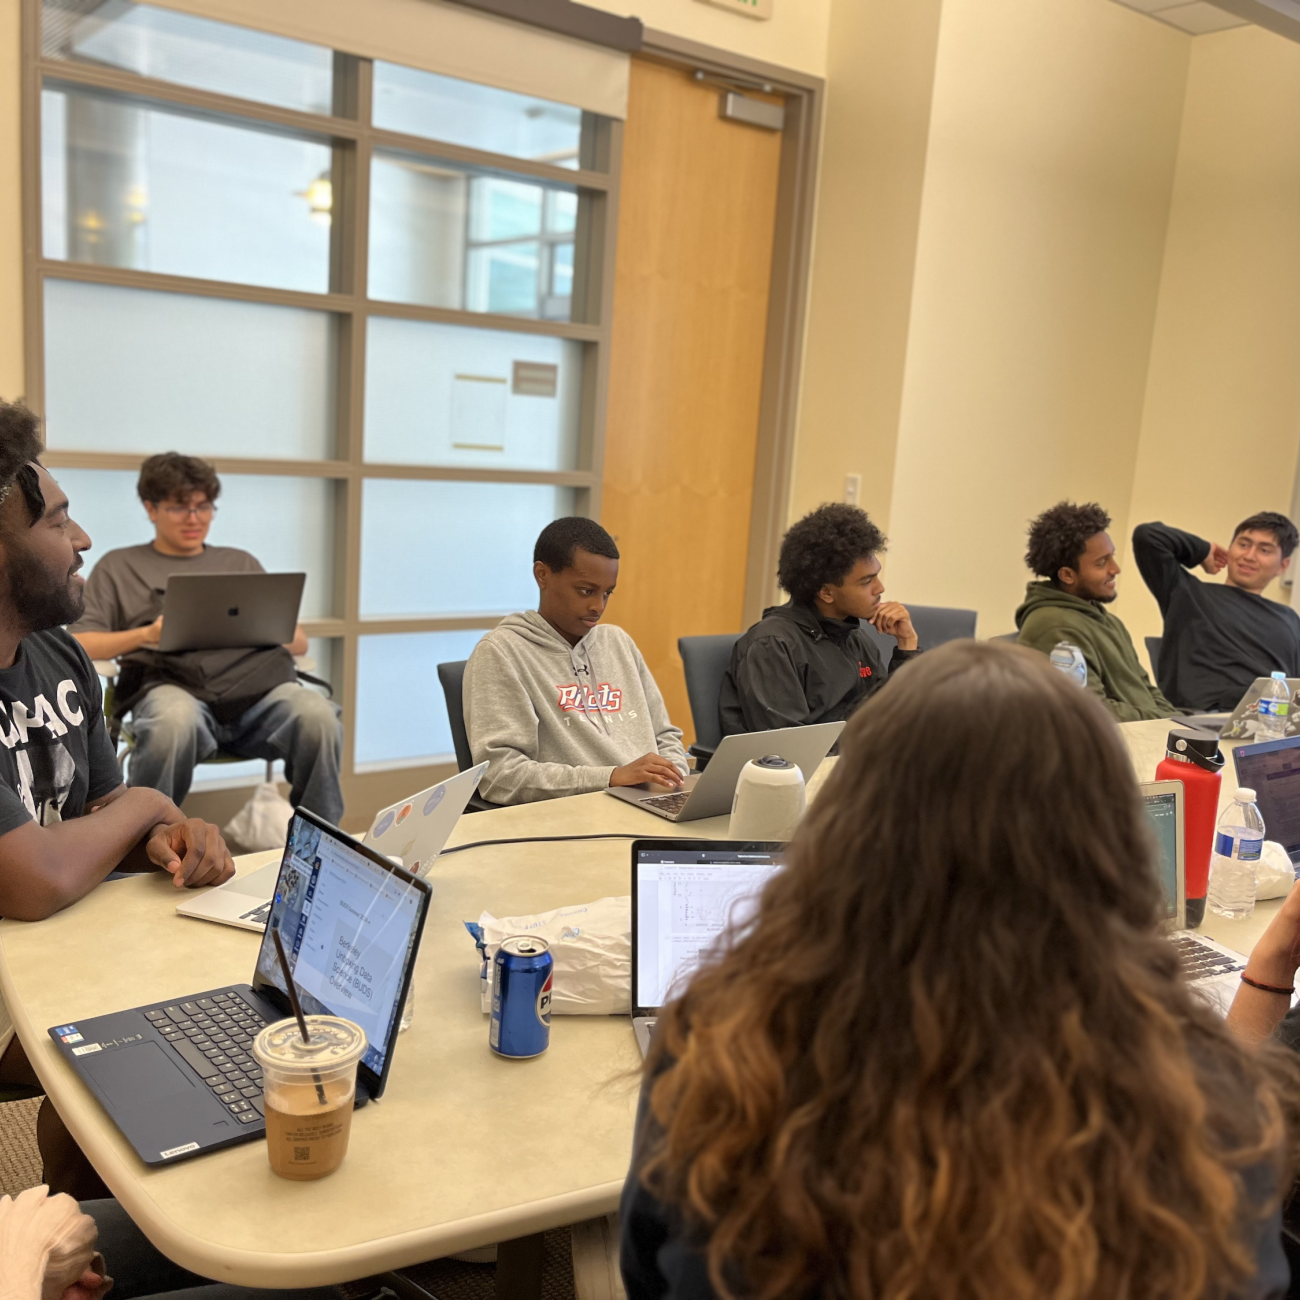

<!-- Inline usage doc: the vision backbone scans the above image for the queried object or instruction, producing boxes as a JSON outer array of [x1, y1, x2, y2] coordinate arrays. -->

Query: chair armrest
[[293, 655, 317, 673], [688, 742, 715, 771]]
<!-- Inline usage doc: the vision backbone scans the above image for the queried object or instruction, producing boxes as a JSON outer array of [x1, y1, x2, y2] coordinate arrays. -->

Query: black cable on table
[[438, 833, 645, 857]]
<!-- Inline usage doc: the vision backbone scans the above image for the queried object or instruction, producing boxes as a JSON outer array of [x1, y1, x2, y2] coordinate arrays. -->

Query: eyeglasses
[[160, 502, 216, 520]]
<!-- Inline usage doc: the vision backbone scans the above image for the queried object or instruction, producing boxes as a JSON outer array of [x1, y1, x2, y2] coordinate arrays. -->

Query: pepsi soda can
[[489, 936, 553, 1059]]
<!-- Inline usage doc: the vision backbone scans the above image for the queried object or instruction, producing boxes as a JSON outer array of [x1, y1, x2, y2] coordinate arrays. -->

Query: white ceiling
[[1111, 0, 1250, 33]]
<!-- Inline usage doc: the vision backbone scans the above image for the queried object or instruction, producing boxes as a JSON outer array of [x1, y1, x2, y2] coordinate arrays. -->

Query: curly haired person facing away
[[1015, 500, 1174, 721], [621, 640, 1300, 1300]]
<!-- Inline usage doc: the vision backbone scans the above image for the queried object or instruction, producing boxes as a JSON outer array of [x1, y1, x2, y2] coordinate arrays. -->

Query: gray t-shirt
[[70, 543, 264, 637]]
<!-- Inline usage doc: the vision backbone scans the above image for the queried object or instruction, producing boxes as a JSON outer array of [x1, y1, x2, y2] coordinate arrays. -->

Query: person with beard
[[0, 400, 234, 1198], [1016, 500, 1175, 721]]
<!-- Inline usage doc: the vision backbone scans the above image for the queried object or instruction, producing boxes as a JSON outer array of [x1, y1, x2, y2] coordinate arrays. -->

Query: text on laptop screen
[[255, 814, 422, 1077], [1143, 790, 1179, 922], [1235, 740, 1300, 860], [635, 847, 783, 1011]]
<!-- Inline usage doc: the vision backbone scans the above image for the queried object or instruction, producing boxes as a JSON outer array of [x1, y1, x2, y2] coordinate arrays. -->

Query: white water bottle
[[1049, 642, 1087, 688], [1206, 788, 1265, 920], [1258, 671, 1291, 741]]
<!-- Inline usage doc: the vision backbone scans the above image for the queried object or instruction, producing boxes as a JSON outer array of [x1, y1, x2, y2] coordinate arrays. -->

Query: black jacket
[[718, 602, 919, 737], [1132, 522, 1300, 712]]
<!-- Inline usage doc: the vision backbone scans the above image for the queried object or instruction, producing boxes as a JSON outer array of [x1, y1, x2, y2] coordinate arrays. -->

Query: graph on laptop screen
[[1143, 790, 1180, 922], [635, 847, 783, 1009], [255, 814, 422, 1076]]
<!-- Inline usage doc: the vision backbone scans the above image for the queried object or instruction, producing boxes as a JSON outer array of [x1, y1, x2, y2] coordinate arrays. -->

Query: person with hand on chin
[[1133, 513, 1300, 712], [464, 517, 688, 805], [719, 503, 920, 737], [0, 401, 233, 1199]]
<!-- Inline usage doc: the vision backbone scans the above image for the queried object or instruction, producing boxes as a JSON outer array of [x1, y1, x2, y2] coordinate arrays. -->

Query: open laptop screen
[[633, 842, 784, 1013], [1234, 736, 1300, 862], [1142, 787, 1180, 923], [253, 813, 426, 1080]]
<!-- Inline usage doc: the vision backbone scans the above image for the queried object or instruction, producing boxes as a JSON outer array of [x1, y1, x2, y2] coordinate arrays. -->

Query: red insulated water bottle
[[1154, 727, 1224, 927]]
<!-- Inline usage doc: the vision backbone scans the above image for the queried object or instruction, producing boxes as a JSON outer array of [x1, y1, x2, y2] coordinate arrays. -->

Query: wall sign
[[696, 0, 773, 20]]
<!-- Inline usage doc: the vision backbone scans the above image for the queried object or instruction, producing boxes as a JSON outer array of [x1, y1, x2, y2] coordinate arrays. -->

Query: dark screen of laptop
[[635, 847, 783, 1011], [1236, 743, 1300, 859], [1142, 791, 1180, 922], [254, 814, 422, 1077]]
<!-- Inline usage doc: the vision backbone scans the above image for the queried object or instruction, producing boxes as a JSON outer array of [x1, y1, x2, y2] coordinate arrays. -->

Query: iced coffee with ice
[[253, 1016, 367, 1181]]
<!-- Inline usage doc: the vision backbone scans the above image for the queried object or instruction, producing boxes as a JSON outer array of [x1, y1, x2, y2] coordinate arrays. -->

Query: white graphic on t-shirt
[[0, 679, 83, 750], [15, 741, 77, 825]]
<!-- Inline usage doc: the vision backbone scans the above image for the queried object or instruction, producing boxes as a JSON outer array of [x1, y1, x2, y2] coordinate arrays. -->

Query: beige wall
[[793, 0, 1192, 641], [1115, 25, 1300, 654], [0, 0, 23, 403]]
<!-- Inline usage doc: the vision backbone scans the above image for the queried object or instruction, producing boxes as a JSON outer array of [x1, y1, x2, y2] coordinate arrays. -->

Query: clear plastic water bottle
[[1206, 788, 1265, 919], [1048, 642, 1087, 688], [1258, 671, 1291, 741]]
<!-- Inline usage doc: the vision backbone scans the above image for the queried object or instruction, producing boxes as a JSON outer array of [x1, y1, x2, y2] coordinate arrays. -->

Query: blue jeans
[[125, 683, 344, 823]]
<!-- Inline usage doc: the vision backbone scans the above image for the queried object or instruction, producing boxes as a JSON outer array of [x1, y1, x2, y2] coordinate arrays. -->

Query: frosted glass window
[[373, 62, 584, 169], [355, 629, 489, 770], [44, 280, 336, 460], [52, 469, 337, 619], [42, 87, 332, 292], [364, 316, 581, 470], [360, 481, 575, 617], [42, 0, 334, 115], [369, 154, 577, 320]]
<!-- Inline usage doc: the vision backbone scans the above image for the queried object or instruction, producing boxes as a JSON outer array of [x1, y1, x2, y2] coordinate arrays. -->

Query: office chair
[[992, 632, 1020, 643], [678, 633, 741, 768], [1145, 636, 1162, 678], [862, 605, 979, 659], [436, 659, 498, 812]]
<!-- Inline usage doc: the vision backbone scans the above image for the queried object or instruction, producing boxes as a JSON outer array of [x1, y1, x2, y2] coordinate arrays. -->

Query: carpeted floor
[[1, 1098, 577, 1300]]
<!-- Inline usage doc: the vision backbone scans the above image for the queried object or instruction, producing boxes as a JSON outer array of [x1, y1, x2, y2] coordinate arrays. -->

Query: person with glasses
[[68, 453, 343, 822]]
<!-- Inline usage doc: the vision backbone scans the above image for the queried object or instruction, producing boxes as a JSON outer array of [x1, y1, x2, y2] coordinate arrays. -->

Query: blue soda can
[[489, 936, 553, 1059]]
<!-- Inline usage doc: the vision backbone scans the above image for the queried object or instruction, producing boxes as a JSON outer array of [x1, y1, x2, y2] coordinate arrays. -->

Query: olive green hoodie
[[1015, 581, 1175, 722]]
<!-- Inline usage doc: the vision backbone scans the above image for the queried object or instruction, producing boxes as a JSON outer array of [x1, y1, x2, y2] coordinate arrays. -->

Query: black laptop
[[49, 808, 431, 1166]]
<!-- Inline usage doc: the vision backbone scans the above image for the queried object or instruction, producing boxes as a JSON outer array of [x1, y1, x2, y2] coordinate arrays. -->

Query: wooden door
[[601, 58, 784, 745]]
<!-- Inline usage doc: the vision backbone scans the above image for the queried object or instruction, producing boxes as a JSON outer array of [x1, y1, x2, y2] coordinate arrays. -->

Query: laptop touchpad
[[84, 1042, 197, 1107]]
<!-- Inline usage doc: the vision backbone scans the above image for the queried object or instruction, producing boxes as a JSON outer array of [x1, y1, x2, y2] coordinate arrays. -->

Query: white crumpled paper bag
[[467, 896, 631, 1015], [1257, 840, 1296, 901], [223, 782, 294, 853]]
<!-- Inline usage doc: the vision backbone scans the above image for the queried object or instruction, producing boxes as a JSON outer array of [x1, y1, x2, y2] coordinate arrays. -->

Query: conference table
[[0, 721, 1285, 1291]]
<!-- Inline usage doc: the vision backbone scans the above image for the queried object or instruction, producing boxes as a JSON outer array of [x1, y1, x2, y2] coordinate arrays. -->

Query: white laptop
[[1142, 779, 1248, 1014], [1191, 675, 1300, 741], [630, 838, 786, 1056], [176, 762, 489, 932], [607, 722, 844, 823]]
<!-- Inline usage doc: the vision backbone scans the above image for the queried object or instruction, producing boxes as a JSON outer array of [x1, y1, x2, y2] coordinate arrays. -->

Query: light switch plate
[[844, 473, 862, 506], [696, 0, 773, 20]]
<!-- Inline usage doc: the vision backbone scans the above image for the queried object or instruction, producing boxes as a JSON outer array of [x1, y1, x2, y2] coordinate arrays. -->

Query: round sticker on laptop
[[395, 803, 413, 826], [423, 786, 445, 816], [373, 811, 395, 838]]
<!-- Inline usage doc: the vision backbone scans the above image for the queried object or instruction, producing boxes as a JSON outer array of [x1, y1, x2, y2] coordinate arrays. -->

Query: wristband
[[1240, 973, 1295, 996]]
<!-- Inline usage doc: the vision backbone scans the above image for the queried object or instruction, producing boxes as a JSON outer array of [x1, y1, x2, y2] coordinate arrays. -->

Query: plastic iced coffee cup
[[253, 1016, 367, 1181]]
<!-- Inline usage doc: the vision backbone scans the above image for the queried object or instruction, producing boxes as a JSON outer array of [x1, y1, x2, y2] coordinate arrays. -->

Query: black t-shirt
[[0, 629, 121, 837], [1132, 522, 1300, 712]]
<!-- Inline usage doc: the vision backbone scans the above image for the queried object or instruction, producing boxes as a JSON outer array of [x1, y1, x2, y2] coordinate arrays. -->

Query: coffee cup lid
[[252, 1015, 367, 1072]]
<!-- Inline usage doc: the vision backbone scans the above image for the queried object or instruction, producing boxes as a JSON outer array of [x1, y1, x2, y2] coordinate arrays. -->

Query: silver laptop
[[1143, 779, 1247, 1014], [157, 572, 305, 653], [607, 722, 845, 823], [176, 762, 488, 931], [1209, 676, 1300, 741], [630, 838, 786, 1056]]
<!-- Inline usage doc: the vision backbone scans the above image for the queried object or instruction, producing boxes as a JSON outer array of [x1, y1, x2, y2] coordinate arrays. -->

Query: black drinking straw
[[271, 925, 328, 1106]]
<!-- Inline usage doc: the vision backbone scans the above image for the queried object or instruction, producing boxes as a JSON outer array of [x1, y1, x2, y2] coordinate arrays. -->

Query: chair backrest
[[678, 633, 742, 752], [437, 660, 474, 773], [863, 604, 980, 658], [1145, 635, 1162, 678]]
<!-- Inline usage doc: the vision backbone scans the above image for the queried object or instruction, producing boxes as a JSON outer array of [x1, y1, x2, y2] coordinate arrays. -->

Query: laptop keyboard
[[240, 900, 272, 927], [145, 992, 269, 1125], [640, 792, 689, 816], [1171, 933, 1246, 982]]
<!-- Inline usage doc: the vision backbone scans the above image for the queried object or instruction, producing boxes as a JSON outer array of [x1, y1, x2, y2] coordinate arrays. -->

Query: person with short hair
[[68, 452, 343, 822], [719, 503, 918, 737], [622, 641, 1297, 1300], [1133, 512, 1300, 712], [1016, 501, 1174, 721], [463, 517, 688, 806]]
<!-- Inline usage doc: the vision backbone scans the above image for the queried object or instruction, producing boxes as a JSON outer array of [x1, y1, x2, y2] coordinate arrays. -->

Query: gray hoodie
[[464, 610, 688, 805]]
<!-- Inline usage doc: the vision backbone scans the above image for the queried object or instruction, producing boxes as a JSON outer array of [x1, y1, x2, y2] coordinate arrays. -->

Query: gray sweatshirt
[[463, 611, 688, 805]]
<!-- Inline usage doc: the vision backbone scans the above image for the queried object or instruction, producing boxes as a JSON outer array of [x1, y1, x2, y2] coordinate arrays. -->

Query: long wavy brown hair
[[641, 640, 1300, 1300]]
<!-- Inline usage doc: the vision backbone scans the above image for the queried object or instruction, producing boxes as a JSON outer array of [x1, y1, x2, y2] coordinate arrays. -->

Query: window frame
[[20, 0, 623, 797]]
